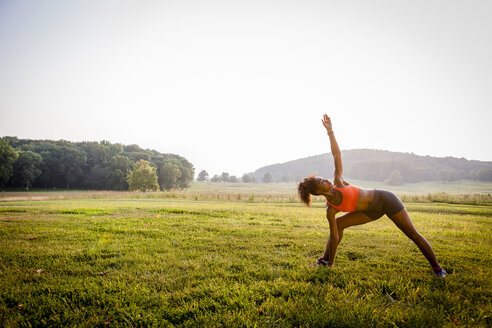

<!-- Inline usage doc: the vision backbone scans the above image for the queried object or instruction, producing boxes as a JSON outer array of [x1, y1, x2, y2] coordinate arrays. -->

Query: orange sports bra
[[326, 184, 360, 212]]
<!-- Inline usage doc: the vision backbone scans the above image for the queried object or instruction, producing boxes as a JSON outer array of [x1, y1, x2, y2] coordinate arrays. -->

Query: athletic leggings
[[363, 189, 405, 220]]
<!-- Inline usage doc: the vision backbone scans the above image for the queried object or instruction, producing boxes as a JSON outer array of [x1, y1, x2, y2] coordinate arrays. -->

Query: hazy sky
[[1, 0, 491, 177]]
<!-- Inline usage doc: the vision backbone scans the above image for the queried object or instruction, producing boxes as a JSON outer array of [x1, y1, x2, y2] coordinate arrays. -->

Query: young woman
[[298, 114, 446, 277]]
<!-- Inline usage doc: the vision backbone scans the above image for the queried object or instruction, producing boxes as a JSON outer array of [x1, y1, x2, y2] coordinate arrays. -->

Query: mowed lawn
[[0, 196, 491, 327]]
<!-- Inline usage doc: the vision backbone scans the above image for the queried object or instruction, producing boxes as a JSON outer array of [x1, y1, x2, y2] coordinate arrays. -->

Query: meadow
[[0, 182, 491, 327]]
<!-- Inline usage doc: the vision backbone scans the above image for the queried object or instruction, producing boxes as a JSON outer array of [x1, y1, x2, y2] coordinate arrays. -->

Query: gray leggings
[[363, 190, 405, 220]]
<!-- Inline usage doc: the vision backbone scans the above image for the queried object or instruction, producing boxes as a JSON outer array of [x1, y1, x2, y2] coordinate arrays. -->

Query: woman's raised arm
[[321, 114, 343, 180]]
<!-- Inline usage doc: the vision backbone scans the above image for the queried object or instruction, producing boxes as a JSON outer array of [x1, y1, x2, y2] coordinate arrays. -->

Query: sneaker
[[433, 267, 447, 277], [314, 257, 330, 266]]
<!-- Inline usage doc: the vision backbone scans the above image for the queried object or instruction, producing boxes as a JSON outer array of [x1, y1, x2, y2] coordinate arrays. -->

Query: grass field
[[1, 185, 491, 327], [2, 180, 492, 205]]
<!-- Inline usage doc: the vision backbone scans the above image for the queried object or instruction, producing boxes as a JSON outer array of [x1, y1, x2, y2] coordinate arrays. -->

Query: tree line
[[0, 137, 194, 191], [197, 170, 256, 183], [196, 170, 282, 183]]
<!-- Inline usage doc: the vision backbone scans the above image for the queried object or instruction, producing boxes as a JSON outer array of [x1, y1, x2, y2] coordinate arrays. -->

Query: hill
[[250, 149, 492, 185]]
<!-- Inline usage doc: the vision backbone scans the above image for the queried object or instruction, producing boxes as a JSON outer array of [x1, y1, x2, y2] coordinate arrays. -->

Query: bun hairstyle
[[297, 175, 321, 207]]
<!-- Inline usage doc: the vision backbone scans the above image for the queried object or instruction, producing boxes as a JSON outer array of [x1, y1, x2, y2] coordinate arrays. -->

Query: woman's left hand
[[321, 114, 333, 132]]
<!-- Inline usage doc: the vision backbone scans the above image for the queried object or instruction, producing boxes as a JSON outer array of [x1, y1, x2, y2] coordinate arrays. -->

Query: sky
[[1, 0, 491, 178]]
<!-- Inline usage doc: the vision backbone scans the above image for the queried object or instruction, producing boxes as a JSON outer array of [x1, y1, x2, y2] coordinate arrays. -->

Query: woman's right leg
[[336, 212, 373, 243], [322, 212, 373, 261]]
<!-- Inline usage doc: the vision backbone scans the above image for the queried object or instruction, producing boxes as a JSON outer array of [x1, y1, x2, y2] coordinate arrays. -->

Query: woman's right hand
[[321, 114, 333, 133]]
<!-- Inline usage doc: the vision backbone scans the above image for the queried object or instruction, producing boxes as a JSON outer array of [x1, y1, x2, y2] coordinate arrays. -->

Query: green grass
[[0, 194, 491, 327]]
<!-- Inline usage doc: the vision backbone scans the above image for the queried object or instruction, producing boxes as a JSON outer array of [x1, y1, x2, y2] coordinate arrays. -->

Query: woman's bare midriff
[[354, 188, 375, 211]]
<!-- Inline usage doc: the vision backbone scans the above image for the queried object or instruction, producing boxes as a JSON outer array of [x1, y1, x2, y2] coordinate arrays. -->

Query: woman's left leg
[[389, 209, 440, 268]]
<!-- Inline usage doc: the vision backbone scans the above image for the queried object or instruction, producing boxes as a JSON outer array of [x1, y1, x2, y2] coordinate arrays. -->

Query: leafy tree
[[1, 136, 21, 148], [30, 141, 85, 189], [106, 155, 131, 190], [158, 162, 182, 190], [242, 174, 252, 183], [229, 175, 238, 183], [124, 144, 142, 152], [473, 168, 492, 181], [36, 148, 54, 189], [153, 155, 194, 189], [281, 175, 290, 183], [437, 170, 453, 183], [197, 170, 209, 182], [385, 170, 403, 186], [77, 141, 124, 189], [0, 140, 18, 187], [262, 172, 273, 183], [123, 151, 151, 163], [106, 142, 124, 159], [211, 174, 221, 182], [59, 144, 87, 189], [79, 141, 110, 168], [85, 165, 107, 189], [221, 172, 230, 182], [177, 162, 194, 189], [127, 160, 159, 191], [11, 150, 42, 189]]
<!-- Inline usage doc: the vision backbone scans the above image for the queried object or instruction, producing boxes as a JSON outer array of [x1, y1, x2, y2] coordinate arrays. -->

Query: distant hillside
[[250, 149, 492, 184]]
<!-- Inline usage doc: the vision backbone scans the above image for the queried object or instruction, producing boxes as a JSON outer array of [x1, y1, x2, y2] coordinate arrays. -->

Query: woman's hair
[[297, 175, 321, 207]]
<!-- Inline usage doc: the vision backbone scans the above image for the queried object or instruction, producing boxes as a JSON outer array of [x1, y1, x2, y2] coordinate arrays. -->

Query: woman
[[298, 114, 446, 277]]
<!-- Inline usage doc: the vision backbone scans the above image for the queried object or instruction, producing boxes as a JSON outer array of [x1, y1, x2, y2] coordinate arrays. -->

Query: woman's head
[[298, 175, 333, 206]]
